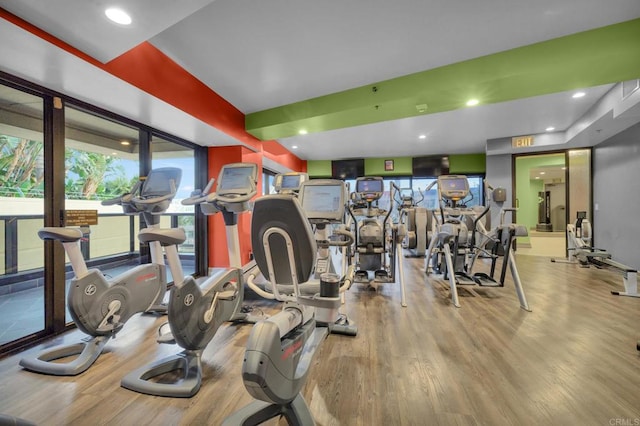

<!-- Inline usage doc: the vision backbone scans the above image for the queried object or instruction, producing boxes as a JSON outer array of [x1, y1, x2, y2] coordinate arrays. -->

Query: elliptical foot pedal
[[472, 273, 501, 287], [454, 272, 476, 286], [373, 270, 391, 283], [354, 270, 369, 282]]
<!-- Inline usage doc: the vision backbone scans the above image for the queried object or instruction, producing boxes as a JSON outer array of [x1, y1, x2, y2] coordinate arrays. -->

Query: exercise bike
[[223, 190, 352, 425], [19, 167, 182, 376], [121, 162, 263, 397], [246, 178, 358, 336]]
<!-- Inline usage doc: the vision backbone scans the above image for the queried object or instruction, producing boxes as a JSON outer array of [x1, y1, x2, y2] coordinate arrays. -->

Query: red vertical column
[[207, 146, 263, 268]]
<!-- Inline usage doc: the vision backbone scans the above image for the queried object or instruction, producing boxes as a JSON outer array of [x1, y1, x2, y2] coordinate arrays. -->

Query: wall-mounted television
[[412, 156, 449, 177], [332, 159, 364, 179]]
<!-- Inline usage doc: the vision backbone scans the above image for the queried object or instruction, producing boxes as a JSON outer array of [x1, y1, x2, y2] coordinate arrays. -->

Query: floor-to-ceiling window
[[63, 105, 142, 323], [0, 74, 202, 355], [151, 134, 196, 276], [263, 169, 276, 195], [0, 83, 45, 346]]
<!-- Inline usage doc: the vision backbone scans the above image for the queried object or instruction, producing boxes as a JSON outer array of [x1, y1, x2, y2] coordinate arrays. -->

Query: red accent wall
[[262, 141, 307, 172], [206, 145, 310, 268], [0, 8, 309, 269], [207, 146, 268, 268]]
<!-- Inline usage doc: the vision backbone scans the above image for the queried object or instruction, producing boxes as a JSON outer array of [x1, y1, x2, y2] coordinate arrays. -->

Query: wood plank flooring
[[1, 254, 639, 425]]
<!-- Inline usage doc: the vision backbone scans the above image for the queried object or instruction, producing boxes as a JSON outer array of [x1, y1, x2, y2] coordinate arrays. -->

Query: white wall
[[485, 154, 514, 226], [593, 122, 640, 269]]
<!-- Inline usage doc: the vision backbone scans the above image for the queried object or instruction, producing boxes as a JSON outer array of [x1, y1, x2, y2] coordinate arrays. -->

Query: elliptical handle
[[329, 226, 355, 247], [416, 187, 425, 204]]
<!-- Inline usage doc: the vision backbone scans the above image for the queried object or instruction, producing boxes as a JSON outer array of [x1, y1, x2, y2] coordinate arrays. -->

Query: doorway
[[514, 153, 567, 257]]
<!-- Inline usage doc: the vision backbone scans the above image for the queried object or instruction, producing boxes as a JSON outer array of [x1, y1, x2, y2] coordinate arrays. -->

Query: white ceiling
[[1, 0, 640, 161]]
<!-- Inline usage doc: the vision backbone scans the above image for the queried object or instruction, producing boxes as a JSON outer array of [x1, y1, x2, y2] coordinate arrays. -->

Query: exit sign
[[512, 135, 534, 147]]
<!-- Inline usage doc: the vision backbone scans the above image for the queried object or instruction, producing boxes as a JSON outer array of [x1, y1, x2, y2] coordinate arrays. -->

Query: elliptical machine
[[350, 177, 390, 283], [348, 177, 407, 306], [223, 190, 350, 425], [396, 187, 432, 257], [425, 175, 531, 311], [121, 162, 262, 397], [19, 167, 182, 376]]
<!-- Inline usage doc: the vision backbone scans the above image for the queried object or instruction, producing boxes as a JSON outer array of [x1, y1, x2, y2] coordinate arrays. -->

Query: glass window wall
[[151, 134, 195, 275], [0, 84, 45, 346], [64, 106, 142, 323]]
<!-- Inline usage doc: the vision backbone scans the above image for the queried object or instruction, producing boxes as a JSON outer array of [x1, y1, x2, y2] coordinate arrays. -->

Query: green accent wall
[[364, 157, 412, 176], [247, 18, 640, 140], [307, 160, 332, 177], [308, 154, 487, 177], [515, 153, 565, 244], [449, 154, 486, 174]]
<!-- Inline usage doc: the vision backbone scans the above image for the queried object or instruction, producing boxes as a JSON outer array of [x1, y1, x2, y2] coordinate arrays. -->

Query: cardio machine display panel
[[299, 181, 345, 222], [217, 164, 257, 194], [438, 175, 469, 200], [356, 177, 384, 200], [140, 167, 183, 198], [274, 172, 308, 193], [281, 175, 301, 189]]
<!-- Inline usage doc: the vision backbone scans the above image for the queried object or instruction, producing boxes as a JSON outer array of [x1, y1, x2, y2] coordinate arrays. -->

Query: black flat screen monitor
[[332, 159, 364, 179], [217, 163, 257, 195], [299, 180, 345, 222]]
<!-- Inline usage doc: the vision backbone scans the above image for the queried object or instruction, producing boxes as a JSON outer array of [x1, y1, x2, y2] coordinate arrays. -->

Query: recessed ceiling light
[[466, 99, 479, 107], [418, 134, 426, 139], [535, 177, 540, 179], [545, 127, 555, 132], [105, 8, 132, 25], [561, 167, 567, 170], [291, 145, 298, 149], [298, 129, 308, 135], [111, 152, 118, 156], [120, 140, 130, 146], [572, 91, 586, 99], [540, 172, 546, 175]]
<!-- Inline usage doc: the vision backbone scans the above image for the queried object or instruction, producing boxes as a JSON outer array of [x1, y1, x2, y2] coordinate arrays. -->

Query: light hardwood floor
[[1, 255, 639, 425]]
